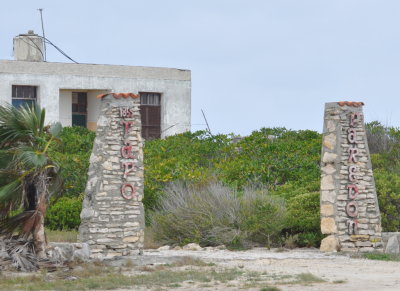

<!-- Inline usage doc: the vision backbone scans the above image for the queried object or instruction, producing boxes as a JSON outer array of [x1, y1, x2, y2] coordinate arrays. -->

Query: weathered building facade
[[0, 31, 191, 139]]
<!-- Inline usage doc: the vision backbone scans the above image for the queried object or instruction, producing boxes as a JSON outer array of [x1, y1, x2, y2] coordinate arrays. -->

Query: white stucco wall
[[59, 90, 72, 126], [87, 90, 106, 130], [0, 60, 191, 137]]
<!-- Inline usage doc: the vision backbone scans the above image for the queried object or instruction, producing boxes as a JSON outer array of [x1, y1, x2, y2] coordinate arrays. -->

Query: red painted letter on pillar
[[120, 121, 134, 135], [350, 112, 362, 127], [348, 147, 359, 163], [121, 142, 134, 159], [122, 162, 135, 179], [121, 183, 136, 199], [347, 184, 359, 200], [349, 165, 357, 182]]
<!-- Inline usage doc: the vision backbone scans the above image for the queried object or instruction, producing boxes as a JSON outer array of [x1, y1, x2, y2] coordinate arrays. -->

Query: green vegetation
[[294, 273, 326, 284], [46, 196, 83, 230], [43, 121, 400, 248], [143, 131, 230, 211], [362, 252, 400, 261], [0, 104, 63, 258], [46, 126, 95, 230], [150, 182, 286, 248], [260, 287, 282, 291]]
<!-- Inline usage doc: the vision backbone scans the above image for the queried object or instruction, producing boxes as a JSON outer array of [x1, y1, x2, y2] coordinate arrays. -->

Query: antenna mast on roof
[[37, 8, 46, 61], [201, 109, 212, 135]]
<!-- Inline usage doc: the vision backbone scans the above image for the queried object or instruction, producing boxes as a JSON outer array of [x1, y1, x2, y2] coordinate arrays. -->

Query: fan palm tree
[[0, 103, 62, 259]]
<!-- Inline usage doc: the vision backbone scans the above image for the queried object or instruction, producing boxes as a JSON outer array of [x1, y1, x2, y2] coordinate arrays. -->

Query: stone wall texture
[[78, 95, 144, 259], [320, 102, 383, 252]]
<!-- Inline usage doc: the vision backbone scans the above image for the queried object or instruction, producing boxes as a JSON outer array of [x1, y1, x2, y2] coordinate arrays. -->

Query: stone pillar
[[320, 102, 383, 252], [78, 93, 144, 258]]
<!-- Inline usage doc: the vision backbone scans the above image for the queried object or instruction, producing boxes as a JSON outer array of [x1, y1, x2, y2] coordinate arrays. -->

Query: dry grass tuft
[[45, 229, 78, 243], [294, 273, 326, 284], [171, 256, 215, 267], [144, 227, 161, 249]]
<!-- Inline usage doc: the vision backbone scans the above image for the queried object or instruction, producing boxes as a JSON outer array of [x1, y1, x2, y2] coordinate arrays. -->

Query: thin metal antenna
[[201, 109, 212, 135], [38, 8, 46, 61]]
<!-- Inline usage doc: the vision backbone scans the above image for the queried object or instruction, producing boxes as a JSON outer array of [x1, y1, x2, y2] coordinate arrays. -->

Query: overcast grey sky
[[1, 1, 400, 135]]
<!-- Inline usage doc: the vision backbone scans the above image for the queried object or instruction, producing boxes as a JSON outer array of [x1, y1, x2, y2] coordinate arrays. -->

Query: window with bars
[[140, 92, 161, 140], [12, 85, 37, 107]]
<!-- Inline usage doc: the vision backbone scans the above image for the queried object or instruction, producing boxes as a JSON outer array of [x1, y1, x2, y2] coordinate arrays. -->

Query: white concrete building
[[0, 31, 191, 139]]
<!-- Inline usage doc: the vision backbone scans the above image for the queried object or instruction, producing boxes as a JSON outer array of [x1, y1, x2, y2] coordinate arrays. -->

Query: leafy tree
[[0, 104, 62, 258]]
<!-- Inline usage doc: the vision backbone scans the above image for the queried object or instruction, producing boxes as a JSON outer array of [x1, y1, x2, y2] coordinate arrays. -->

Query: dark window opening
[[140, 92, 161, 140], [72, 92, 87, 127], [12, 85, 37, 107]]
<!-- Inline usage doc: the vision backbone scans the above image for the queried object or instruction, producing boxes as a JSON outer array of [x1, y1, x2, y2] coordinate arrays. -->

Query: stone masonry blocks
[[320, 102, 383, 252], [78, 95, 144, 258]]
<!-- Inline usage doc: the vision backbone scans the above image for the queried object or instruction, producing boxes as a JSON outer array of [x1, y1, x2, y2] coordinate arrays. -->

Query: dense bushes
[[150, 182, 286, 248], [374, 169, 400, 231], [49, 126, 95, 198], [284, 192, 323, 247], [143, 131, 230, 211], [45, 127, 95, 230], [46, 196, 83, 230], [367, 122, 400, 232], [144, 128, 321, 211], [45, 122, 400, 246], [145, 128, 322, 247], [216, 129, 321, 190]]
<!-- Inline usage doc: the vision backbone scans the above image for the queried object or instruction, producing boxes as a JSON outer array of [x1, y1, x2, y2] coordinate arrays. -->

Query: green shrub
[[57, 126, 96, 154], [216, 128, 321, 190], [270, 180, 320, 200], [240, 188, 286, 247], [150, 182, 286, 248], [143, 131, 230, 211], [284, 192, 321, 247], [45, 196, 83, 230], [296, 232, 324, 248], [49, 126, 94, 198], [375, 169, 400, 231], [50, 152, 90, 198], [367, 122, 400, 172], [44, 127, 93, 230]]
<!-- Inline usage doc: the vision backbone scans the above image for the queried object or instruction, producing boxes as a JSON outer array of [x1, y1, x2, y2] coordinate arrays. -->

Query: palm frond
[[49, 122, 62, 138], [0, 104, 32, 146], [15, 104, 45, 138], [0, 180, 23, 210], [0, 103, 46, 147], [0, 157, 19, 190], [0, 103, 64, 261], [4, 238, 38, 272], [14, 150, 48, 169], [0, 210, 36, 238], [1, 238, 67, 271], [48, 173, 64, 198], [0, 149, 13, 168]]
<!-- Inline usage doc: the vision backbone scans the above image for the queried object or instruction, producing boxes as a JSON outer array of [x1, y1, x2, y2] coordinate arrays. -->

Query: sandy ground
[[111, 248, 400, 291]]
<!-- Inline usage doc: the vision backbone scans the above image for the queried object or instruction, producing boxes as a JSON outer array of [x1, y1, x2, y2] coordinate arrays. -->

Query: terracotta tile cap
[[96, 93, 140, 99], [337, 101, 364, 107]]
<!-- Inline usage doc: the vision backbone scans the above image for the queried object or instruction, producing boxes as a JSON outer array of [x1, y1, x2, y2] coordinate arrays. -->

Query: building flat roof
[[0, 60, 191, 81]]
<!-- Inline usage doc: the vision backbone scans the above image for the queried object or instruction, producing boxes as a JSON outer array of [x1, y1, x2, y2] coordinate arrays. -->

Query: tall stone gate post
[[79, 93, 144, 258], [320, 102, 383, 252]]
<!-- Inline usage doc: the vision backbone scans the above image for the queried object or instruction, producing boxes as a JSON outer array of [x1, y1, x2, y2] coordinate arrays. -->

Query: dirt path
[[115, 248, 400, 291]]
